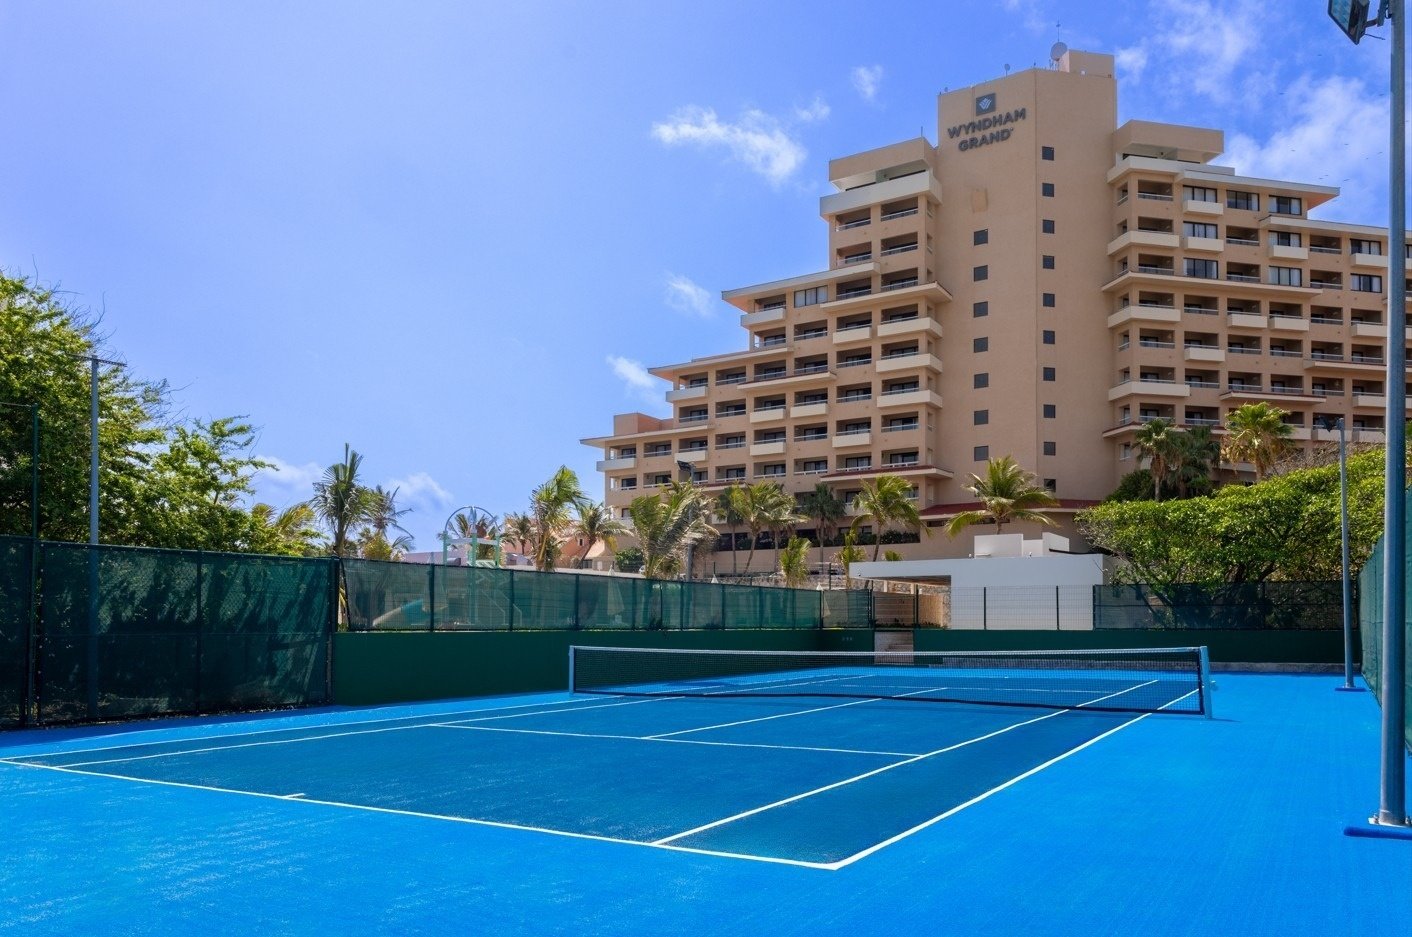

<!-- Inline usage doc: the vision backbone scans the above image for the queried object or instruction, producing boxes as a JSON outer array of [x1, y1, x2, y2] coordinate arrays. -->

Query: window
[[1184, 258, 1219, 279], [1184, 222, 1218, 239], [1042, 255, 1055, 270], [973, 265, 989, 282], [1043, 478, 1057, 492], [1352, 274, 1384, 293], [973, 409, 989, 425], [1043, 330, 1055, 345], [1352, 238, 1383, 256], [1041, 145, 1055, 161], [843, 456, 872, 470], [1041, 182, 1055, 197], [1270, 195, 1303, 215], [1042, 293, 1056, 308], [794, 286, 828, 307], [1269, 266, 1303, 287], [1043, 441, 1057, 456], [1270, 231, 1303, 247], [973, 229, 988, 246], [1227, 190, 1258, 210], [973, 337, 988, 353], [973, 445, 989, 461], [973, 301, 989, 317], [974, 372, 989, 389], [1042, 219, 1055, 234], [1042, 367, 1056, 381], [1183, 185, 1218, 203], [1043, 403, 1056, 418]]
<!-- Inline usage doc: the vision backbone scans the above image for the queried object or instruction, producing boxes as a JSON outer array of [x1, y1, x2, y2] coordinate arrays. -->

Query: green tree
[[834, 530, 867, 590], [716, 484, 748, 574], [779, 536, 812, 587], [1133, 418, 1179, 502], [249, 502, 323, 556], [613, 546, 644, 573], [501, 511, 535, 562], [571, 501, 628, 569], [308, 444, 377, 558], [1222, 402, 1293, 481], [1175, 425, 1220, 497], [851, 474, 925, 561], [626, 483, 716, 579], [529, 466, 586, 571], [451, 507, 500, 563], [1106, 468, 1160, 503], [757, 484, 802, 570], [798, 482, 846, 569], [358, 485, 414, 560], [945, 456, 1058, 538]]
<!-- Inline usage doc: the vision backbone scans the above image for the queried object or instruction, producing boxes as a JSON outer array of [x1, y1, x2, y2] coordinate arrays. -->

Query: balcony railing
[[1185, 380, 1220, 389], [759, 337, 787, 348], [1226, 346, 1261, 355], [1226, 383, 1263, 392], [837, 358, 872, 368], [1309, 279, 1342, 289], [1225, 237, 1258, 246], [1312, 388, 1345, 397], [716, 441, 745, 449], [880, 349, 920, 359], [795, 433, 827, 442], [880, 243, 918, 256], [880, 207, 918, 221], [752, 404, 786, 414], [1136, 265, 1175, 275], [885, 458, 921, 467], [836, 427, 872, 436], [842, 253, 873, 265], [794, 467, 829, 475], [1138, 340, 1175, 349], [1184, 306, 1219, 315], [883, 423, 920, 432], [837, 218, 871, 231], [1184, 417, 1220, 426], [1310, 315, 1342, 325], [795, 330, 828, 341], [679, 414, 710, 424], [1137, 192, 1174, 201], [838, 394, 872, 403], [880, 387, 920, 397], [1265, 386, 1309, 396], [1226, 273, 1259, 283], [837, 287, 873, 300], [1309, 245, 1342, 254], [717, 408, 746, 418], [716, 375, 746, 385], [836, 321, 871, 333], [882, 278, 919, 291]]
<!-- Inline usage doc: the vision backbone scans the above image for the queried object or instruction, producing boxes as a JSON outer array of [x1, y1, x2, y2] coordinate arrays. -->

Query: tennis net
[[568, 645, 1212, 716]]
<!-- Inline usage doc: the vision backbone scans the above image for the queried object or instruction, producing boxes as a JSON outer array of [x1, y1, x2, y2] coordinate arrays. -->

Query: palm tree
[[716, 485, 748, 574], [779, 536, 811, 587], [250, 502, 323, 555], [571, 501, 628, 569], [736, 481, 773, 574], [452, 507, 500, 563], [1175, 426, 1220, 497], [798, 483, 846, 570], [307, 444, 376, 558], [945, 456, 1058, 538], [1133, 418, 1179, 501], [757, 484, 803, 572], [834, 530, 867, 590], [501, 511, 536, 562], [850, 474, 925, 561], [1222, 402, 1293, 480], [626, 484, 716, 579], [529, 466, 586, 571]]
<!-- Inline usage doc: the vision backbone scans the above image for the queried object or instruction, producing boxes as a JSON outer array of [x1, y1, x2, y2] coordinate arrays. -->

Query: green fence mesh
[[0, 538, 31, 727], [341, 559, 870, 631], [18, 540, 333, 726], [1358, 529, 1412, 751], [1094, 581, 1343, 630]]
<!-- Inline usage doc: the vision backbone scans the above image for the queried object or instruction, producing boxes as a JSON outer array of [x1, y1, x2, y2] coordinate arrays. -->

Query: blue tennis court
[[2, 663, 1410, 935]]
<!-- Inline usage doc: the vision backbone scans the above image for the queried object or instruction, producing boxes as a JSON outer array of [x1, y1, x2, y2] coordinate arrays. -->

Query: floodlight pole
[[1324, 417, 1359, 692], [1379, 0, 1409, 827]]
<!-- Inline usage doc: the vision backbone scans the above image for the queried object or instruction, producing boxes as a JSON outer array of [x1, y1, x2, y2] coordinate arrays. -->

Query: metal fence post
[[573, 573, 582, 630], [194, 550, 204, 712], [982, 587, 988, 630], [1055, 586, 1061, 631], [507, 568, 516, 631], [427, 562, 436, 632]]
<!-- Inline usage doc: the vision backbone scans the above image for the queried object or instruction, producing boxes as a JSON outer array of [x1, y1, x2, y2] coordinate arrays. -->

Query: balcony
[[677, 448, 709, 463], [877, 315, 943, 339], [1268, 314, 1310, 333], [790, 401, 829, 419], [596, 456, 637, 472], [1106, 230, 1180, 254], [1183, 345, 1225, 363], [832, 430, 872, 449], [820, 169, 942, 219], [1183, 236, 1225, 253], [1269, 244, 1309, 261], [1352, 251, 1390, 270], [749, 441, 786, 457], [877, 388, 944, 409], [749, 405, 787, 424], [876, 351, 943, 375], [665, 384, 708, 402], [1108, 305, 1180, 327], [1221, 385, 1321, 404], [1107, 378, 1191, 401], [1183, 198, 1223, 216], [841, 252, 874, 265], [833, 323, 873, 345], [883, 422, 920, 433], [837, 393, 873, 405], [1227, 312, 1268, 330], [740, 306, 786, 328]]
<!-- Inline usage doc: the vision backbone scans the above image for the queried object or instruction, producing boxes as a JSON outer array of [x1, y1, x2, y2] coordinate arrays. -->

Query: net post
[[567, 645, 576, 694], [1198, 645, 1214, 718]]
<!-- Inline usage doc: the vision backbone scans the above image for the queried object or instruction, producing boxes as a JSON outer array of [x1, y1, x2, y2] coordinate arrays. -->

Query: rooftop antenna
[[1004, 63, 1011, 74]]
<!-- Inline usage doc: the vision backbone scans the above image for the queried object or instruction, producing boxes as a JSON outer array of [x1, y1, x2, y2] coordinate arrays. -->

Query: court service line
[[651, 679, 1158, 846], [9, 698, 674, 770], [0, 760, 838, 871], [643, 687, 941, 740], [0, 695, 602, 761], [824, 686, 1202, 870], [429, 723, 922, 758]]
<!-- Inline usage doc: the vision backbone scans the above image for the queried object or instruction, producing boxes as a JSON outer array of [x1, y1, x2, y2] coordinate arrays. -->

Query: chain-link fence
[[1095, 581, 1343, 630], [343, 559, 872, 632], [1359, 534, 1411, 750]]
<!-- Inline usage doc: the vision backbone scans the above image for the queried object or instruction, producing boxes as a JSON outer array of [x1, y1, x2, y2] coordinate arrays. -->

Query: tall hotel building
[[582, 50, 1406, 566]]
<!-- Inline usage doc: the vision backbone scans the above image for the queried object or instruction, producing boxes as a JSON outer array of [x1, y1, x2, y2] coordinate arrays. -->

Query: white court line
[[430, 723, 921, 758], [9, 698, 673, 770], [0, 695, 602, 761], [1, 760, 837, 871], [651, 679, 1158, 846], [643, 686, 941, 740], [823, 687, 1202, 870]]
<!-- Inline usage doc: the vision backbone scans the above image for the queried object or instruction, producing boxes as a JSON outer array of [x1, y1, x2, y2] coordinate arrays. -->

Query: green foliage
[[0, 273, 285, 550], [1106, 469, 1161, 503], [1078, 449, 1386, 589], [797, 482, 846, 568], [834, 530, 867, 589], [1222, 402, 1293, 480], [778, 535, 811, 587], [571, 501, 627, 569], [883, 549, 902, 562], [529, 466, 586, 571], [613, 546, 644, 573], [945, 456, 1057, 538], [626, 481, 716, 579], [850, 474, 925, 561]]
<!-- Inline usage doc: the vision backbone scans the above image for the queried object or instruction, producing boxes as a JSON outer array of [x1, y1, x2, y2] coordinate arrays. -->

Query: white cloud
[[1001, 0, 1050, 35], [607, 355, 661, 405], [664, 273, 712, 317], [251, 454, 323, 505], [651, 106, 806, 186], [1114, 46, 1148, 83], [1116, 0, 1266, 103], [386, 471, 453, 515], [1222, 75, 1387, 221], [794, 96, 830, 123], [851, 65, 883, 103]]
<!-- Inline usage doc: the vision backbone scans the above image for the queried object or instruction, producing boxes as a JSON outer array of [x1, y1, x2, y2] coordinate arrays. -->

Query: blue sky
[[1, 1, 1403, 549]]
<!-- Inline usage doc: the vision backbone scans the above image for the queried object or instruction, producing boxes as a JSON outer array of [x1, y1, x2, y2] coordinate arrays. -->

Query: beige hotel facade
[[582, 49, 1409, 569]]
